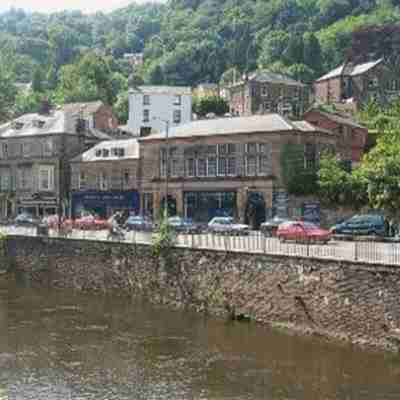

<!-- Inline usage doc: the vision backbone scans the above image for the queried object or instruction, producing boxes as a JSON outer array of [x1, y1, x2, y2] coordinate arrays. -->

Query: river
[[1, 277, 400, 399]]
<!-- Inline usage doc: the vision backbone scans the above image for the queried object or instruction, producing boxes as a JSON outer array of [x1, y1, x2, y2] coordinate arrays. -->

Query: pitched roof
[[305, 109, 367, 130], [129, 85, 192, 96], [71, 138, 140, 163], [139, 114, 333, 141], [62, 101, 104, 115], [228, 70, 306, 88], [316, 59, 383, 82], [0, 109, 113, 140]]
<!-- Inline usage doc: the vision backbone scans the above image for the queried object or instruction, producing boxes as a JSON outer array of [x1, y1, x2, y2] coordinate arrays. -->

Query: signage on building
[[302, 202, 321, 224]]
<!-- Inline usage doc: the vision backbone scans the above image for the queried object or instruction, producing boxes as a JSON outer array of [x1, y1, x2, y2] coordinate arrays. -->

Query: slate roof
[[129, 85, 192, 95], [228, 70, 306, 88], [139, 114, 333, 141], [316, 59, 383, 82], [71, 138, 140, 163], [305, 109, 367, 130], [0, 109, 112, 140]]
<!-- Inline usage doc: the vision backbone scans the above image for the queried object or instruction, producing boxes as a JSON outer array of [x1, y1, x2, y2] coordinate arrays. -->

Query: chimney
[[38, 99, 51, 115]]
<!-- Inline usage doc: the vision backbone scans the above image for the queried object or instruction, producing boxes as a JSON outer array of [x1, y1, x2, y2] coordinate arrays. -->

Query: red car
[[72, 215, 110, 231], [277, 221, 331, 244]]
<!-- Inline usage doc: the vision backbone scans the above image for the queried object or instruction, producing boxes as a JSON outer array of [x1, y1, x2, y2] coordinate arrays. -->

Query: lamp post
[[154, 117, 170, 218]]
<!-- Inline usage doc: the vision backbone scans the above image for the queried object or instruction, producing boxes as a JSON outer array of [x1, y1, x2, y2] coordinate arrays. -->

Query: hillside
[[1, 0, 400, 121]]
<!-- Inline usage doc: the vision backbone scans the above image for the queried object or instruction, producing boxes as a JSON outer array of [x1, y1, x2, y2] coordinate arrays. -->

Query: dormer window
[[12, 121, 24, 130], [32, 119, 45, 128], [102, 149, 109, 157], [95, 149, 102, 157]]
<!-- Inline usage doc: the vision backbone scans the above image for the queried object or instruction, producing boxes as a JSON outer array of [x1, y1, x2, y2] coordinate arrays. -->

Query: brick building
[[0, 107, 111, 219], [303, 108, 368, 165], [226, 70, 310, 119], [70, 139, 140, 218], [314, 58, 400, 111], [138, 114, 336, 226]]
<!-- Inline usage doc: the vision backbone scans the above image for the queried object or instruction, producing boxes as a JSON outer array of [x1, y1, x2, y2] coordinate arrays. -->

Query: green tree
[[113, 91, 129, 124], [193, 95, 229, 117], [0, 49, 17, 122]]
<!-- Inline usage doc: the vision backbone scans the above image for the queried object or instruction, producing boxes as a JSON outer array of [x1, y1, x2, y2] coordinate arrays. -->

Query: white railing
[[2, 226, 400, 266]]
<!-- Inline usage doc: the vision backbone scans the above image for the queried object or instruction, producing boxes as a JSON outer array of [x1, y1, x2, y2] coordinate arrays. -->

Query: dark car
[[330, 214, 386, 237], [14, 213, 39, 226], [260, 216, 291, 237], [167, 216, 201, 234], [124, 215, 153, 232]]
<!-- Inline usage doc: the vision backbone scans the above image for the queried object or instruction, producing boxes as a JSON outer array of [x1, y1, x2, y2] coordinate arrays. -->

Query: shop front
[[71, 190, 140, 219], [17, 195, 58, 217]]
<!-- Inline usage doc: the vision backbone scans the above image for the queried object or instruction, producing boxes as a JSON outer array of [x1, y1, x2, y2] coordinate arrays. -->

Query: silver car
[[208, 217, 249, 235]]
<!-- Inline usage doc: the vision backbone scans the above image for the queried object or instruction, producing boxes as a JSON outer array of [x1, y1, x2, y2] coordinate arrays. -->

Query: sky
[[0, 0, 162, 14]]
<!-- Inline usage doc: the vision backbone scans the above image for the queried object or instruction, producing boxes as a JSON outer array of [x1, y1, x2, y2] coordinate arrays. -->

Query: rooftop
[[129, 85, 192, 96], [305, 108, 367, 130], [316, 59, 383, 82], [62, 101, 104, 115], [139, 114, 332, 141], [71, 138, 140, 163], [229, 70, 306, 88]]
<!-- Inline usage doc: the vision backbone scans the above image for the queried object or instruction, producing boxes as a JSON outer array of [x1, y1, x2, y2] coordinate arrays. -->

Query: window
[[32, 119, 45, 128], [18, 168, 31, 190], [369, 77, 379, 88], [218, 157, 227, 176], [197, 158, 206, 177], [39, 165, 54, 191], [123, 170, 130, 187], [43, 139, 53, 156], [186, 158, 196, 177], [218, 144, 227, 155], [171, 159, 179, 177], [173, 110, 181, 124], [247, 143, 257, 153], [143, 109, 150, 123], [0, 169, 11, 190], [228, 157, 236, 176], [160, 149, 167, 177], [102, 149, 109, 157], [99, 172, 108, 190], [78, 171, 86, 189], [207, 157, 217, 176], [259, 143, 268, 154], [173, 95, 182, 105], [95, 149, 102, 157], [261, 85, 268, 96], [2, 143, 8, 159], [21, 142, 30, 157], [143, 95, 150, 105], [258, 155, 270, 175], [304, 143, 316, 169], [246, 155, 257, 176]]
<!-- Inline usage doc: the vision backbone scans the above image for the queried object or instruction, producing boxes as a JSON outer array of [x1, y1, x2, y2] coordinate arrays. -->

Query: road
[[1, 225, 400, 266]]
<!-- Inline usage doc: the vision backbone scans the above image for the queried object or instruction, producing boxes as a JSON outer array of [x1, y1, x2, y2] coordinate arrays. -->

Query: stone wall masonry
[[6, 235, 400, 352]]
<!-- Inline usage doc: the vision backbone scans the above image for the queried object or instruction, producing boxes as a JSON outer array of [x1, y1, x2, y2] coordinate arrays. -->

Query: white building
[[127, 86, 192, 136]]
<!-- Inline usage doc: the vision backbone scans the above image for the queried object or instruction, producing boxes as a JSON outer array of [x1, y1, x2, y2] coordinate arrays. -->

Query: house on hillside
[[226, 70, 310, 119], [0, 106, 112, 219], [303, 108, 368, 166], [137, 114, 336, 226], [127, 86, 192, 136], [314, 58, 400, 111]]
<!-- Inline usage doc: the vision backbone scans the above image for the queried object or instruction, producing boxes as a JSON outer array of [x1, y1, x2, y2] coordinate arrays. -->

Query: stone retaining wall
[[6, 235, 400, 352]]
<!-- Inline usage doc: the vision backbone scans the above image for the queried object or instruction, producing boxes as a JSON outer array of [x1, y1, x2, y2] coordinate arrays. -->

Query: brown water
[[1, 278, 400, 399]]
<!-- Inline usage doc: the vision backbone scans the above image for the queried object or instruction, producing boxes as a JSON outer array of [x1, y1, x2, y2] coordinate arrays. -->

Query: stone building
[[193, 83, 219, 99], [70, 139, 140, 218], [303, 108, 368, 166], [138, 114, 336, 226], [226, 70, 310, 119], [0, 107, 111, 219], [314, 58, 400, 111]]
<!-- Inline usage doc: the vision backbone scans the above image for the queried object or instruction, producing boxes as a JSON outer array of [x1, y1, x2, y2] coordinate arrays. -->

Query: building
[[303, 108, 368, 166], [0, 107, 111, 219], [62, 101, 119, 136], [123, 53, 144, 68], [314, 58, 400, 111], [70, 139, 140, 218], [226, 70, 310, 119], [138, 114, 336, 226], [127, 86, 192, 136], [193, 83, 219, 99]]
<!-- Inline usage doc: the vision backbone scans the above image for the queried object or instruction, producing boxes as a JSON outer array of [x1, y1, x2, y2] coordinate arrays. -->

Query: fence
[[2, 226, 400, 266]]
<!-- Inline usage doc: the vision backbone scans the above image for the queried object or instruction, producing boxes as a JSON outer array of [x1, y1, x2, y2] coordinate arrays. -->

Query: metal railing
[[2, 226, 400, 266]]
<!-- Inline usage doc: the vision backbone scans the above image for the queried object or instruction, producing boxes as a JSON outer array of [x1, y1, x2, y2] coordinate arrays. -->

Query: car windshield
[[348, 215, 381, 224], [212, 218, 233, 225], [303, 222, 319, 230], [168, 217, 182, 224], [128, 216, 143, 222]]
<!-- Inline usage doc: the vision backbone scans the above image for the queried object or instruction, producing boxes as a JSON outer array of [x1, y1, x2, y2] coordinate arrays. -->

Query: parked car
[[124, 215, 153, 232], [208, 217, 249, 235], [14, 213, 38, 226], [167, 216, 201, 234], [330, 214, 386, 237], [277, 221, 331, 243], [73, 214, 110, 230], [42, 215, 60, 229], [260, 216, 292, 237]]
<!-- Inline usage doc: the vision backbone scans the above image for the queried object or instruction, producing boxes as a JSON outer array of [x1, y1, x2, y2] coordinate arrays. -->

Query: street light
[[153, 117, 170, 218]]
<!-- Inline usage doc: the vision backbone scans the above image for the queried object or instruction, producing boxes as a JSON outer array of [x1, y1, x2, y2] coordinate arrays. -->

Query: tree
[[0, 49, 17, 122], [193, 95, 229, 117], [113, 91, 129, 124]]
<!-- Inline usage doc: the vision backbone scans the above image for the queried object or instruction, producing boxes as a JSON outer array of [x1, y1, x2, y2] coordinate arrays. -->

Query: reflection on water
[[1, 277, 400, 399]]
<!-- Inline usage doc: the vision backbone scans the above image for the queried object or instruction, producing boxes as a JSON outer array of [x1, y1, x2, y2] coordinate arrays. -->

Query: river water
[[1, 277, 400, 399]]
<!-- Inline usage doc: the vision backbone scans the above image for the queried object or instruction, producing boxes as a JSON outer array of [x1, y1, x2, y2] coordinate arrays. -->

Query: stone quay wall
[[5, 235, 400, 352]]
